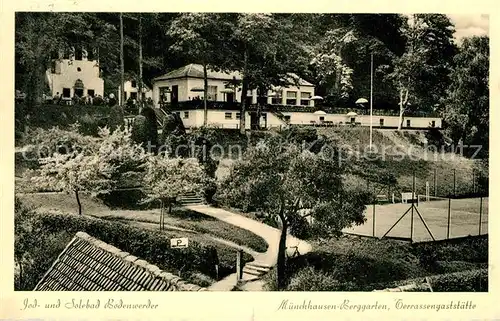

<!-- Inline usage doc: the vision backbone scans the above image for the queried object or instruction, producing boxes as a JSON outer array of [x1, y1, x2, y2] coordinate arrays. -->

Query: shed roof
[[34, 232, 206, 291]]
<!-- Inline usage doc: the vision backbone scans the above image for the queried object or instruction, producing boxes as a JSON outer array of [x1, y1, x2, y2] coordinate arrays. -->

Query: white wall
[[47, 59, 104, 98], [152, 76, 316, 107], [118, 80, 153, 105]]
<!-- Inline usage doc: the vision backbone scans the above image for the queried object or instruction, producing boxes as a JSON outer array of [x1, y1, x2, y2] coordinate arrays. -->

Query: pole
[[447, 198, 451, 239], [479, 196, 483, 235], [411, 174, 415, 237], [434, 167, 437, 196], [372, 183, 376, 237], [369, 53, 374, 150], [120, 13, 125, 108], [453, 169, 456, 197], [138, 14, 143, 114], [236, 249, 243, 282], [473, 169, 476, 194]]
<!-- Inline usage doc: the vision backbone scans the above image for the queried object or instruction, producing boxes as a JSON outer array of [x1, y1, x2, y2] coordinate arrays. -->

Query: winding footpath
[[184, 205, 313, 291]]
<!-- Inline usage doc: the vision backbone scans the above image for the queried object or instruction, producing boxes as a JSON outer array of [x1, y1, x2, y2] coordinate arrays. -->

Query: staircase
[[178, 192, 204, 206], [241, 261, 273, 282]]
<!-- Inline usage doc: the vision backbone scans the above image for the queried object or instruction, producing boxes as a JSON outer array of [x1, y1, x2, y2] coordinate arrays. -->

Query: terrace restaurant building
[[151, 63, 442, 130]]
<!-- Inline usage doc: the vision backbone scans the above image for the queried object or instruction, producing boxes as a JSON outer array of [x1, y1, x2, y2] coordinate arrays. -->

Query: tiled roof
[[153, 64, 315, 87], [34, 232, 206, 292]]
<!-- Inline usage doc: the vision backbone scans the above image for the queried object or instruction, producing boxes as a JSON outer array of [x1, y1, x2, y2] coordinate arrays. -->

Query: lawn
[[16, 192, 268, 253]]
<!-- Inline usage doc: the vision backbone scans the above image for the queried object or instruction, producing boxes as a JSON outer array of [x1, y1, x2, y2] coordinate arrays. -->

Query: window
[[350, 117, 355, 123], [77, 67, 81, 72], [75, 89, 84, 97], [131, 80, 137, 88], [284, 115, 291, 122], [236, 112, 241, 119], [406, 119, 411, 127], [87, 48, 95, 61], [271, 92, 282, 105], [300, 92, 311, 106], [75, 47, 83, 60], [431, 120, 436, 127], [130, 92, 138, 100], [286, 91, 297, 105], [379, 119, 384, 127], [184, 111, 189, 119], [319, 116, 325, 122], [62, 88, 71, 98], [87, 89, 95, 97], [225, 112, 232, 119], [207, 85, 218, 101], [159, 87, 170, 101]]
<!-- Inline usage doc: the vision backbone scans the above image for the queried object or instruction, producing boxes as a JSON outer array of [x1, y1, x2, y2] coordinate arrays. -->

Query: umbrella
[[314, 110, 327, 115], [190, 87, 205, 92], [355, 98, 368, 104], [310, 95, 324, 100], [346, 111, 357, 116]]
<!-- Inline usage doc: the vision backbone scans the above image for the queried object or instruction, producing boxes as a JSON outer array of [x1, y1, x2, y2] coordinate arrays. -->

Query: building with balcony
[[151, 63, 316, 109], [151, 63, 442, 131], [45, 47, 104, 101]]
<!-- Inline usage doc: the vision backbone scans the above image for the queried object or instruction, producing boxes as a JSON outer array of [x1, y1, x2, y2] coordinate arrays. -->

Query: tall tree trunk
[[240, 79, 248, 134], [119, 12, 125, 109], [75, 190, 82, 215], [203, 62, 208, 126], [276, 213, 288, 290], [398, 87, 409, 130], [138, 14, 143, 115]]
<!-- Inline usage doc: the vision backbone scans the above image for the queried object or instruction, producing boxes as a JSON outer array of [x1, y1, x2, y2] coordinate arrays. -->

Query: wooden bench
[[401, 192, 416, 203]]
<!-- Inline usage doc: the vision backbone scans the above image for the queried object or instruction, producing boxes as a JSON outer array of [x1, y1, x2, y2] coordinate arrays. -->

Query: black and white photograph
[[12, 12, 489, 295]]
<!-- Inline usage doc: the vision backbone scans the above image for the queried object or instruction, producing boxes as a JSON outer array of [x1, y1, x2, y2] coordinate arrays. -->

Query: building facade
[[152, 64, 316, 109], [118, 80, 153, 105], [152, 63, 442, 131], [45, 47, 104, 99]]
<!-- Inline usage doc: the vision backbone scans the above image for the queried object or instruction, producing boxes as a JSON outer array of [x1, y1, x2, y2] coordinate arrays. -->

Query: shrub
[[131, 115, 148, 146], [78, 114, 101, 136], [282, 126, 318, 144], [429, 269, 488, 292], [32, 211, 238, 281], [108, 105, 125, 132]]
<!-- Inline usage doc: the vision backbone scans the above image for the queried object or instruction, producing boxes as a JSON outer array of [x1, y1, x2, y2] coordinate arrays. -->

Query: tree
[[388, 14, 456, 129], [142, 156, 207, 230], [217, 137, 366, 289], [31, 127, 147, 215], [167, 14, 232, 125], [444, 36, 489, 156], [32, 151, 115, 215]]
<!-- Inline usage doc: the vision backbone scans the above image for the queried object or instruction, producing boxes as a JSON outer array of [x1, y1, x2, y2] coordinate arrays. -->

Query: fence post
[[479, 196, 483, 235], [236, 249, 243, 282], [453, 169, 456, 197], [410, 173, 415, 242], [447, 198, 451, 239], [434, 167, 437, 196]]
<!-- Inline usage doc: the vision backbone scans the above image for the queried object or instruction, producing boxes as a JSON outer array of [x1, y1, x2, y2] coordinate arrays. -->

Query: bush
[[78, 114, 102, 136], [282, 126, 318, 143], [29, 211, 239, 282], [429, 269, 487, 292], [131, 115, 148, 146]]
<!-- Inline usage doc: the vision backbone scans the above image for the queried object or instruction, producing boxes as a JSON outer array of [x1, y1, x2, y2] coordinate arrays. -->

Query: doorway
[[226, 92, 234, 103], [171, 85, 178, 105]]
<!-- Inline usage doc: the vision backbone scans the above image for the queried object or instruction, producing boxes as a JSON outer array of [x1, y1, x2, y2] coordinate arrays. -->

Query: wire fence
[[344, 169, 488, 243]]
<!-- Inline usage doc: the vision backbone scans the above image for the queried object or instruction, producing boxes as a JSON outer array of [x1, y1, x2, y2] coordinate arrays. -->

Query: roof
[[34, 232, 206, 291], [153, 64, 314, 87], [154, 64, 241, 81]]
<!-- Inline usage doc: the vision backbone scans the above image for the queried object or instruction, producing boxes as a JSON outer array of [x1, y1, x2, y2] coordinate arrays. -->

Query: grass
[[16, 192, 268, 253], [263, 235, 488, 291]]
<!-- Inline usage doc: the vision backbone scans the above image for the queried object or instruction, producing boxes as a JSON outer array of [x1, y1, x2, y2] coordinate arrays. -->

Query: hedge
[[17, 210, 247, 289]]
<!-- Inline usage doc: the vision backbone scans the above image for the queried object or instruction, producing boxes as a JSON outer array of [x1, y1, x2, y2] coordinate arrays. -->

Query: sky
[[447, 14, 489, 41]]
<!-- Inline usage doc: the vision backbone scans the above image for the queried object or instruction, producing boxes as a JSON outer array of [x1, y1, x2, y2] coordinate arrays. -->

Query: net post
[[479, 196, 483, 235]]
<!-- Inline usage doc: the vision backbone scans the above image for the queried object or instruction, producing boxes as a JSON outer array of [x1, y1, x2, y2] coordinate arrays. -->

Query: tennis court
[[342, 196, 488, 243]]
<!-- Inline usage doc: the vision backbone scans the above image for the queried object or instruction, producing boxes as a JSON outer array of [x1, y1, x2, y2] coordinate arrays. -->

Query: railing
[[159, 101, 441, 118]]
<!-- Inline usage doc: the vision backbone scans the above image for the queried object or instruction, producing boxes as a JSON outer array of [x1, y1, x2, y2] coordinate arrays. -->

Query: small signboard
[[170, 237, 189, 249]]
